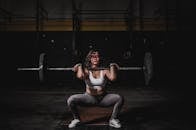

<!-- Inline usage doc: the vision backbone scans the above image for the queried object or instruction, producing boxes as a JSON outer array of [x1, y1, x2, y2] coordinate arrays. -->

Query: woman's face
[[90, 52, 100, 67]]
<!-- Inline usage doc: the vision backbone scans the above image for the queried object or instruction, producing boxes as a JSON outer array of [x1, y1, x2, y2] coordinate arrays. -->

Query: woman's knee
[[67, 95, 77, 106], [110, 94, 124, 104], [117, 94, 124, 105]]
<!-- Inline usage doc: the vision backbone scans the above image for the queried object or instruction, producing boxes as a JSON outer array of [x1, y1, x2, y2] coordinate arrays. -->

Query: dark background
[[0, 0, 195, 129], [0, 0, 194, 100]]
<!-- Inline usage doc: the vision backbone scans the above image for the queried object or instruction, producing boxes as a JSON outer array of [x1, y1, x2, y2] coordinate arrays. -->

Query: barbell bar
[[18, 67, 143, 71], [48, 66, 144, 71], [17, 52, 153, 85]]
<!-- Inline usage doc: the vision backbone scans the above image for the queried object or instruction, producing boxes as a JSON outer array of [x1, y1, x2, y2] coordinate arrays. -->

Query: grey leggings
[[67, 92, 124, 120]]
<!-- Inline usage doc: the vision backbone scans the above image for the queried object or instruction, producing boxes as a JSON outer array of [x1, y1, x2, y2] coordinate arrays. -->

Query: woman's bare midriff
[[86, 86, 105, 96]]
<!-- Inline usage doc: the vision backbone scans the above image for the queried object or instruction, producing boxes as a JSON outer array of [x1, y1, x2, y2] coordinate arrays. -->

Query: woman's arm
[[105, 63, 119, 81], [73, 63, 84, 79]]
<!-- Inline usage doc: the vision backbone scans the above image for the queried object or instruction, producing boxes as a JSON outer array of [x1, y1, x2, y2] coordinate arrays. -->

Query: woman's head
[[84, 49, 102, 69]]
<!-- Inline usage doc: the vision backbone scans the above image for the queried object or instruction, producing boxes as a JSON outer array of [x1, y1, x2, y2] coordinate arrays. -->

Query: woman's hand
[[72, 63, 82, 72], [109, 63, 120, 70], [105, 63, 119, 81], [73, 63, 84, 79]]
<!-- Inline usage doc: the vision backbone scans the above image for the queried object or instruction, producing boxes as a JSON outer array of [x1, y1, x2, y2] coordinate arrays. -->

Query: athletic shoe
[[109, 118, 121, 128], [68, 119, 80, 128]]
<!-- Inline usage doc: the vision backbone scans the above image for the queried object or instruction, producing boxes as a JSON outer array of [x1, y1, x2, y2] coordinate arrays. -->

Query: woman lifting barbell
[[67, 49, 124, 128]]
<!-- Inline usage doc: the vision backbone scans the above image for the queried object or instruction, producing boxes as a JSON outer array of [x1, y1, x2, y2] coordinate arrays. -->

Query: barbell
[[17, 52, 153, 85]]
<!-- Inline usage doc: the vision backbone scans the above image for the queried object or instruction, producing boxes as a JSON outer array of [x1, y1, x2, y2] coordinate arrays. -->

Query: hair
[[84, 49, 104, 69]]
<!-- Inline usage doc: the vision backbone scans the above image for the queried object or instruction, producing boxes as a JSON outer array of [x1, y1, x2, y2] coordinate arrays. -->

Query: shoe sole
[[109, 123, 121, 128]]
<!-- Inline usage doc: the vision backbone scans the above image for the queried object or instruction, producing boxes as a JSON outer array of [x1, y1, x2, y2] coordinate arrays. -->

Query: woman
[[67, 50, 124, 128]]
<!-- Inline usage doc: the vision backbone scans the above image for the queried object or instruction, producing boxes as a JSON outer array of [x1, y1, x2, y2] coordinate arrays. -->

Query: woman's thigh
[[98, 93, 122, 107], [67, 93, 98, 106]]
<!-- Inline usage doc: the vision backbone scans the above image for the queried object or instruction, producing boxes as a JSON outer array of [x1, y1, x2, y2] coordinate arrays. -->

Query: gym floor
[[0, 82, 195, 130]]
